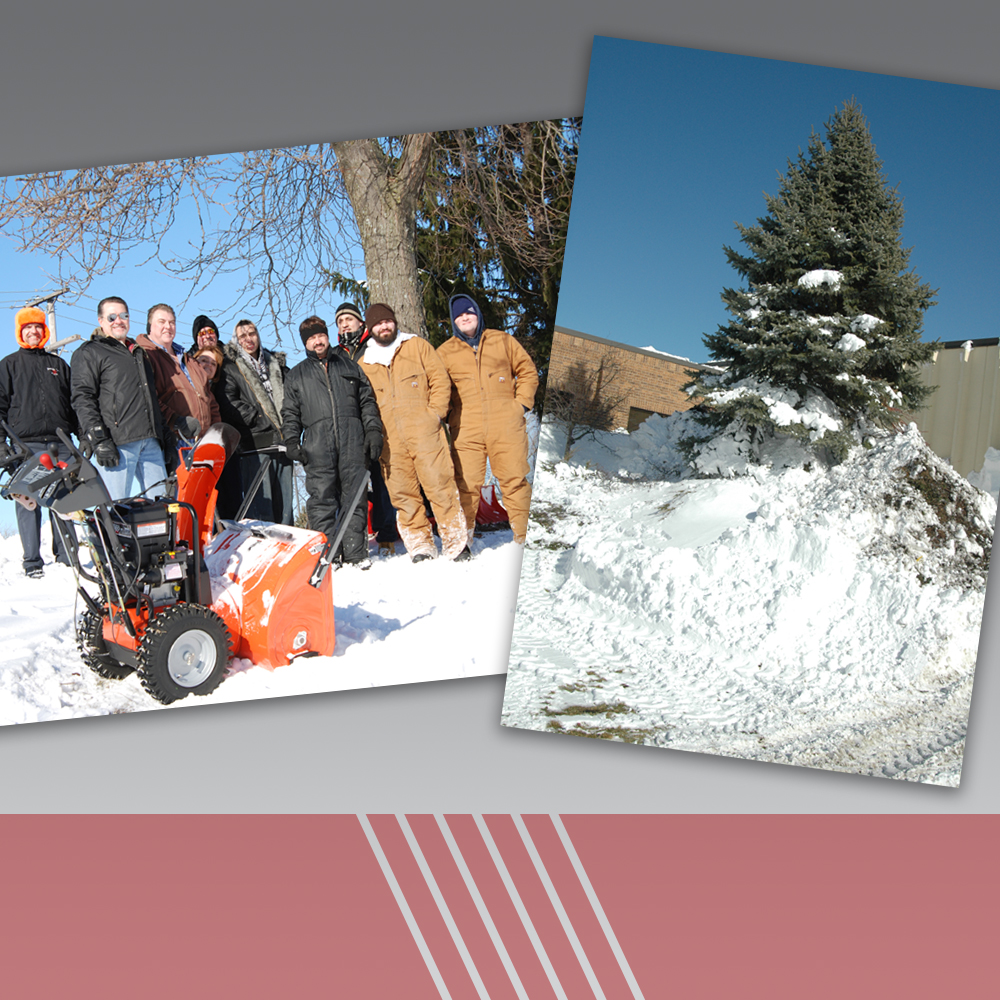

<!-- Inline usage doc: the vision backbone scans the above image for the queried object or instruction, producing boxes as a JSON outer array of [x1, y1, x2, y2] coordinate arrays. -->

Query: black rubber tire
[[77, 608, 134, 680], [136, 604, 232, 705]]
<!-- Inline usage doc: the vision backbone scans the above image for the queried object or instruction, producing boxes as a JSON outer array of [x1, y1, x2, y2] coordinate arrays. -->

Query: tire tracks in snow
[[506, 472, 976, 785]]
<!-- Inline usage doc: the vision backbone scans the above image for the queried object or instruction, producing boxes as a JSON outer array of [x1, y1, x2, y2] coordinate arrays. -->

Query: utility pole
[[25, 288, 79, 353]]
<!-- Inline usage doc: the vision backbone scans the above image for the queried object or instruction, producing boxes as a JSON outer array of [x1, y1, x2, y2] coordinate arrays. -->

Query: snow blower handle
[[234, 455, 272, 522], [308, 470, 371, 588]]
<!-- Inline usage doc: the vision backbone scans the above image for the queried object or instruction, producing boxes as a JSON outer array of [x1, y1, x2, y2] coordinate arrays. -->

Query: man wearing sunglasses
[[70, 296, 169, 500]]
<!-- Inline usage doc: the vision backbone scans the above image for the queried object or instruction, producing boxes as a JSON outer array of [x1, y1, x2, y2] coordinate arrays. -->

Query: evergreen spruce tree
[[691, 100, 936, 464]]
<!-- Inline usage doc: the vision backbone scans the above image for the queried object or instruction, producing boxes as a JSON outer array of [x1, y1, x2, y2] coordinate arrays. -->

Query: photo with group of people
[[0, 123, 575, 720]]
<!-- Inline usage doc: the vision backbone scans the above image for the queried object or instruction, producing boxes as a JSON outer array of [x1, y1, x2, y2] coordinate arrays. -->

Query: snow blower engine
[[0, 423, 350, 705]]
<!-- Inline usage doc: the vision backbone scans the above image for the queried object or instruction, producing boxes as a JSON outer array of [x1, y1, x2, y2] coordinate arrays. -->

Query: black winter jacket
[[70, 333, 165, 447], [0, 347, 77, 443], [217, 341, 289, 452], [281, 351, 381, 472]]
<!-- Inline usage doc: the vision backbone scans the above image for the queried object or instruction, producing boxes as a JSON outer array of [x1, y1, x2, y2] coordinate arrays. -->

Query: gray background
[[1, 0, 997, 811]]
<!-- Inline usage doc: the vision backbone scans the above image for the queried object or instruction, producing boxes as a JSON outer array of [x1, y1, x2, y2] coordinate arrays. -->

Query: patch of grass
[[530, 539, 574, 551], [529, 502, 572, 532], [543, 700, 632, 718], [558, 680, 589, 693], [546, 719, 657, 744]]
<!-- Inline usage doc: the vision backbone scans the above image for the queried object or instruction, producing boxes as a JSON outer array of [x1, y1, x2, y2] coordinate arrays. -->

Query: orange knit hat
[[15, 306, 50, 349]]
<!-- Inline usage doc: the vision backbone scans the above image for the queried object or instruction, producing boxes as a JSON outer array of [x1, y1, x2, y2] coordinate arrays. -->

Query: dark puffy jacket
[[70, 333, 165, 447], [281, 351, 381, 470], [0, 347, 77, 443], [217, 340, 289, 451]]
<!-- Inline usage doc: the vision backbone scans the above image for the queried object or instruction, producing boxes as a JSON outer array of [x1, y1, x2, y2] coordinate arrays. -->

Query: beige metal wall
[[909, 342, 1000, 477]]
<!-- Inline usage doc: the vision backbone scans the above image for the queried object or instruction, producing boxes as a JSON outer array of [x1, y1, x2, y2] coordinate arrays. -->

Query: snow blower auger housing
[[0, 422, 337, 705]]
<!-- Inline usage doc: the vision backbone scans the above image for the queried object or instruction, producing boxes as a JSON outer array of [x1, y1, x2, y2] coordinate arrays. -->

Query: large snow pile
[[0, 525, 523, 725], [502, 416, 995, 785]]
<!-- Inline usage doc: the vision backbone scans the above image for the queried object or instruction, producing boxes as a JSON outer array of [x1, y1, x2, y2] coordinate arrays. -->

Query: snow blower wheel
[[136, 604, 232, 705], [77, 608, 134, 680]]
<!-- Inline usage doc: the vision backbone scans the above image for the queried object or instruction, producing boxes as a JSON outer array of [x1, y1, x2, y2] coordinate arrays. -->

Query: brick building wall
[[548, 326, 715, 431]]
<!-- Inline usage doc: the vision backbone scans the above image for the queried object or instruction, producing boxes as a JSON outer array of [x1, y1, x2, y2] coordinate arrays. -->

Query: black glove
[[364, 429, 383, 464], [285, 442, 307, 465], [79, 437, 93, 460], [174, 415, 202, 441], [0, 440, 15, 467], [94, 439, 121, 468]]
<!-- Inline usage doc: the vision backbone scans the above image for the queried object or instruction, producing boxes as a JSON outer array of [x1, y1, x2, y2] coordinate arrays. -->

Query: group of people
[[0, 292, 538, 576]]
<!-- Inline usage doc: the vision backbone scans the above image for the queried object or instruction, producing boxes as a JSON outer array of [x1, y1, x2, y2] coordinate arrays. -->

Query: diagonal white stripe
[[513, 814, 607, 1000], [358, 814, 452, 1000], [435, 815, 530, 1000], [397, 813, 492, 1000], [551, 815, 647, 1000], [474, 814, 569, 1000]]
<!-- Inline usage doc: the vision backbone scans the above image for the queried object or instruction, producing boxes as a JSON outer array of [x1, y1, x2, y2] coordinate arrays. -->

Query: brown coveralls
[[362, 336, 468, 560], [436, 329, 539, 543]]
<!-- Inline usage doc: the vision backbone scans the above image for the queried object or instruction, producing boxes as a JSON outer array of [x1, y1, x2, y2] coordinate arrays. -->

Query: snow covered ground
[[502, 416, 995, 786], [0, 523, 523, 725]]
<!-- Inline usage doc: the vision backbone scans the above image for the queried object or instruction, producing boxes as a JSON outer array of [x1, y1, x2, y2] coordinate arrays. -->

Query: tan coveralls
[[436, 329, 539, 543], [362, 335, 468, 560]]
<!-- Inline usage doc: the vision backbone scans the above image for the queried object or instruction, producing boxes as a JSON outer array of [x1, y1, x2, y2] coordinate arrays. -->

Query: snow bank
[[0, 521, 526, 725], [505, 415, 993, 785]]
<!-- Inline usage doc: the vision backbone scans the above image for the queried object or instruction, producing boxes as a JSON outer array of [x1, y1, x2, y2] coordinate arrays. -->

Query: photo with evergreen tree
[[690, 100, 938, 466]]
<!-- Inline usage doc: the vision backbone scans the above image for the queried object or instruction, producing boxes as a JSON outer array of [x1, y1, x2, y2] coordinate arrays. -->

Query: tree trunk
[[333, 135, 435, 338]]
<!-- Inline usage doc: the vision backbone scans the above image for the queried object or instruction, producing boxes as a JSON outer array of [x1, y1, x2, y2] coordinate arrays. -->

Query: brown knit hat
[[364, 303, 397, 329], [15, 306, 50, 349]]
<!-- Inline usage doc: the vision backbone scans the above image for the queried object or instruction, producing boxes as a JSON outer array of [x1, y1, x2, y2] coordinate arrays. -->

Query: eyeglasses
[[104, 312, 129, 322]]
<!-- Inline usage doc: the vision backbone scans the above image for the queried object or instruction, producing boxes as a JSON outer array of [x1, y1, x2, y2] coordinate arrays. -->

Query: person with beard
[[190, 314, 220, 353], [436, 293, 538, 545], [282, 315, 382, 569], [360, 304, 469, 563], [333, 301, 400, 555], [0, 307, 77, 577]]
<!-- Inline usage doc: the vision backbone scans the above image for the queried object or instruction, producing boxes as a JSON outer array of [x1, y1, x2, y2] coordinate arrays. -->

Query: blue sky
[[0, 164, 363, 362], [557, 38, 1000, 362], [0, 152, 366, 534]]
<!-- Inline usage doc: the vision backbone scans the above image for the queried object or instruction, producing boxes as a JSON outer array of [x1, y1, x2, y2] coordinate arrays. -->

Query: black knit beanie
[[335, 302, 364, 325], [192, 314, 219, 341], [299, 315, 329, 347]]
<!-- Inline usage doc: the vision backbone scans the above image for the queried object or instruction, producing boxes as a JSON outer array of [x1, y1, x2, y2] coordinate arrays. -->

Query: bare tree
[[0, 123, 576, 346], [544, 352, 629, 461]]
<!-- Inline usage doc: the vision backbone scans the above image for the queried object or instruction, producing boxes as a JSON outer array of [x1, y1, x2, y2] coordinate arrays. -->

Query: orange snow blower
[[0, 423, 353, 704]]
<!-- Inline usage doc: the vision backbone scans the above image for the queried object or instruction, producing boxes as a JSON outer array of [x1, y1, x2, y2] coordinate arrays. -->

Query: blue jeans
[[98, 437, 168, 501]]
